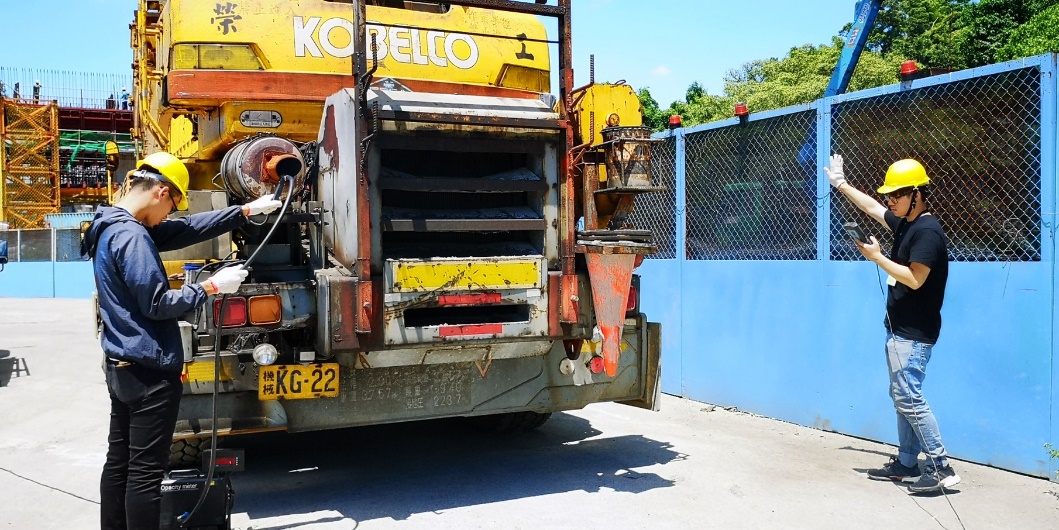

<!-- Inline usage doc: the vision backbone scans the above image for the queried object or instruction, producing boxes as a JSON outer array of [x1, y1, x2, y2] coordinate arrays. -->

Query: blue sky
[[0, 0, 857, 106]]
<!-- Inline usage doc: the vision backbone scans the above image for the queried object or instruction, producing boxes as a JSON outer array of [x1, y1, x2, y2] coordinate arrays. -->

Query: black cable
[[0, 467, 99, 505], [870, 240, 966, 530], [178, 176, 295, 527]]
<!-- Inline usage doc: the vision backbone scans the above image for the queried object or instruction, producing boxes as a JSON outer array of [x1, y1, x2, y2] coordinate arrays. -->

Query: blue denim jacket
[[81, 205, 245, 373]]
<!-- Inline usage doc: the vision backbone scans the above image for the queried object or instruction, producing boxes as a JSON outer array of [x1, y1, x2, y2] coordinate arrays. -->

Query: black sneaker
[[907, 465, 961, 493], [866, 457, 922, 483]]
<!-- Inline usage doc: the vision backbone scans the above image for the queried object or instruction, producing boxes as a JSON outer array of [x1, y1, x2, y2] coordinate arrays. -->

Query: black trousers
[[100, 362, 182, 530]]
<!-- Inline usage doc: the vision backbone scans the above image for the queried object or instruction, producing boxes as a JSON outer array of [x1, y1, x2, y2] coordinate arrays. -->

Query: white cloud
[[652, 65, 671, 77]]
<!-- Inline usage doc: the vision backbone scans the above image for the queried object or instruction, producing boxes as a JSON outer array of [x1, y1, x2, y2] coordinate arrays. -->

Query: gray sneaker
[[866, 457, 921, 483], [907, 465, 961, 493]]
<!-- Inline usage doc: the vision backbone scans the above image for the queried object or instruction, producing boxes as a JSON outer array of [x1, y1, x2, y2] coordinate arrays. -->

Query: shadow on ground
[[0, 349, 30, 387], [230, 411, 682, 527]]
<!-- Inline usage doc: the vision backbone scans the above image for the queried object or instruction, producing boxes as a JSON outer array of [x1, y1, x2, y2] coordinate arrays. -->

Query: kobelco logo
[[294, 17, 480, 70]]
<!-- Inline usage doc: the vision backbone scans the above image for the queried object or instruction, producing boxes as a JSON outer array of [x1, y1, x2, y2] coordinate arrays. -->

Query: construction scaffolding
[[1, 97, 61, 228]]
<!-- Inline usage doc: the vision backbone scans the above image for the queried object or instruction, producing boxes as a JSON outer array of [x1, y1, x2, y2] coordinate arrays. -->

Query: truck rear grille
[[378, 148, 547, 260]]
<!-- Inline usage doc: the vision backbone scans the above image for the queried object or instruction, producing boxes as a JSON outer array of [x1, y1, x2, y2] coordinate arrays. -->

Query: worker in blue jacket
[[81, 151, 281, 530]]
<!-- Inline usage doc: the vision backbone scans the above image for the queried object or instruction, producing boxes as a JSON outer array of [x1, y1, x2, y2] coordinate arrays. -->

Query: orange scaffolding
[[0, 97, 60, 228]]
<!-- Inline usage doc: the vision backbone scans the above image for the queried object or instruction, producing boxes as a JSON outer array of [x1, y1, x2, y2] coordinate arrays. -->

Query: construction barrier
[[635, 53, 1059, 480]]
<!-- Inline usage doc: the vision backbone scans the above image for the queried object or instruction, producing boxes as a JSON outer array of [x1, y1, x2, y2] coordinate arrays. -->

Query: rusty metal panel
[[316, 89, 362, 270], [369, 90, 561, 129], [617, 321, 661, 411], [380, 286, 548, 345], [547, 271, 561, 337], [315, 270, 360, 354], [560, 272, 579, 323], [355, 279, 373, 334]]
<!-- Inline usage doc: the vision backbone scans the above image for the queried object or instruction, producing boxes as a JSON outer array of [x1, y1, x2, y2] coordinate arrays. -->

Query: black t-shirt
[[882, 210, 948, 344]]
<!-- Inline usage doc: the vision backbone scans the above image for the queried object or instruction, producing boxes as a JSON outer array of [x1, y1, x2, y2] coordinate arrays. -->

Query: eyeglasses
[[883, 188, 915, 202], [166, 187, 180, 214]]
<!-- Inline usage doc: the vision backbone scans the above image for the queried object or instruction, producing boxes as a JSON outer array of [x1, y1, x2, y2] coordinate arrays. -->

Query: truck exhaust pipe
[[219, 137, 306, 202]]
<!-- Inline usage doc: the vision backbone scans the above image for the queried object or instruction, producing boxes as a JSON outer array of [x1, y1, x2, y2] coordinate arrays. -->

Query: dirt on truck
[[129, 0, 663, 465]]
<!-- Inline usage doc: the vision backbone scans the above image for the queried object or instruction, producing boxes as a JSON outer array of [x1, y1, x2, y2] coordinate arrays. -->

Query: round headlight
[[252, 343, 279, 366]]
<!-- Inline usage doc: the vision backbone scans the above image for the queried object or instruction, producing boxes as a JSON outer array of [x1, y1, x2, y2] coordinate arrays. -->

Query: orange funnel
[[585, 253, 636, 377]]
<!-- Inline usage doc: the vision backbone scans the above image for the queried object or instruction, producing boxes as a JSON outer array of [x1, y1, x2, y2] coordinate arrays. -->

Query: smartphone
[[843, 222, 871, 244]]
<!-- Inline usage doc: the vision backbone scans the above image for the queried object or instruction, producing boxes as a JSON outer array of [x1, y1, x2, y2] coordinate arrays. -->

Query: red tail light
[[588, 355, 606, 374], [626, 285, 637, 313], [213, 297, 247, 327]]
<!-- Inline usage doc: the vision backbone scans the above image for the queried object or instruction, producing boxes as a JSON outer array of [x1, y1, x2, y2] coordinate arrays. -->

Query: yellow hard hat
[[877, 159, 930, 194], [137, 152, 189, 211]]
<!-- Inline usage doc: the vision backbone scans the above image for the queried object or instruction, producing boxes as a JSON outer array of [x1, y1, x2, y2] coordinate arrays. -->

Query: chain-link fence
[[628, 135, 677, 258], [831, 67, 1042, 261], [638, 58, 1049, 264], [684, 110, 818, 260], [0, 228, 84, 262]]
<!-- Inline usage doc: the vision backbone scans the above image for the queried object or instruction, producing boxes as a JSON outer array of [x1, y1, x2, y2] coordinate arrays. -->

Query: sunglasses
[[883, 188, 915, 202]]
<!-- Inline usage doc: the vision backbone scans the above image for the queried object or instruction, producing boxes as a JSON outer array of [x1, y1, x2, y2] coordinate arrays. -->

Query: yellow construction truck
[[131, 0, 662, 464]]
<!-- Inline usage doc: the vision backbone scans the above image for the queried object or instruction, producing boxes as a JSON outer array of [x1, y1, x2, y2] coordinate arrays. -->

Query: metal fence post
[[675, 127, 687, 395], [675, 128, 687, 262], [1039, 55, 1057, 264], [817, 99, 832, 261], [1043, 53, 1059, 483]]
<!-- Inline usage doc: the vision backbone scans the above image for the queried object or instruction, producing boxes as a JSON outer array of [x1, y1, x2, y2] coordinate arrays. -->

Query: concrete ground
[[1, 298, 1057, 529]]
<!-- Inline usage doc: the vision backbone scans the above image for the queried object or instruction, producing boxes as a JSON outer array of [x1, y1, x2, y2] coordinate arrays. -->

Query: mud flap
[[617, 321, 661, 411]]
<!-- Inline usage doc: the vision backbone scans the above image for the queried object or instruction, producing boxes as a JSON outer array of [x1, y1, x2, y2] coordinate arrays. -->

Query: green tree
[[996, 4, 1059, 61], [957, 0, 1059, 66], [865, 0, 970, 69], [724, 39, 903, 113], [637, 87, 667, 131]]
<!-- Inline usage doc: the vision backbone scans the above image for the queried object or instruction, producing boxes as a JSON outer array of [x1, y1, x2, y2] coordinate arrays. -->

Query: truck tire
[[470, 411, 552, 433], [169, 437, 206, 468]]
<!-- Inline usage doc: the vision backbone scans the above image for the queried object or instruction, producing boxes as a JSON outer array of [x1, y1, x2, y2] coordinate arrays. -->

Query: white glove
[[207, 265, 248, 294], [823, 154, 846, 189], [244, 196, 283, 216]]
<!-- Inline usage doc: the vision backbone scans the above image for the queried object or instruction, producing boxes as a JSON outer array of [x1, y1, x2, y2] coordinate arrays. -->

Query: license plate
[[258, 363, 339, 400]]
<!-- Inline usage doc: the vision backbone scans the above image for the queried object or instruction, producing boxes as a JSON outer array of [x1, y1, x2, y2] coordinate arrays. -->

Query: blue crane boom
[[797, 0, 883, 167], [825, 0, 883, 97]]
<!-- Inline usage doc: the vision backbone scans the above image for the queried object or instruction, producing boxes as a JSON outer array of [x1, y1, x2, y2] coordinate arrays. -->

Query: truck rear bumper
[[176, 316, 660, 436]]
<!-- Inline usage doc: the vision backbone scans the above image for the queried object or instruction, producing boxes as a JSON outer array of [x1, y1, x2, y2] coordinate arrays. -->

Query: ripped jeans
[[885, 333, 949, 471]]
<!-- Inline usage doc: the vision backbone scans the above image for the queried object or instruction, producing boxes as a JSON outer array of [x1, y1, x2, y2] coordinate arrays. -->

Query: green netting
[[59, 131, 135, 169]]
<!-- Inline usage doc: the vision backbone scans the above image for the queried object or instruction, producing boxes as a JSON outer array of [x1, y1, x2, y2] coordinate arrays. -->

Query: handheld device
[[843, 222, 870, 244]]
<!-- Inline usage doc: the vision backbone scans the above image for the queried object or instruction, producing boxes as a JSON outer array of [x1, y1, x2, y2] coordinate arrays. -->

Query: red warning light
[[734, 103, 749, 117], [588, 355, 606, 374], [900, 60, 919, 76], [668, 115, 682, 129]]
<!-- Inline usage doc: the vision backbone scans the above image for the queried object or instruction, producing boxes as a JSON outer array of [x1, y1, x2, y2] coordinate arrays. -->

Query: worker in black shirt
[[825, 154, 959, 493]]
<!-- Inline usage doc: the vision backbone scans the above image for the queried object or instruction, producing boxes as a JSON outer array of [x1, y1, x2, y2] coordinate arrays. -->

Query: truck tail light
[[587, 355, 606, 375], [248, 295, 282, 325], [213, 297, 247, 327]]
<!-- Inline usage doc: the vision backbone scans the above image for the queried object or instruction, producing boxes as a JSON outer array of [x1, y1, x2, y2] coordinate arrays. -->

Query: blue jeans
[[885, 333, 949, 471]]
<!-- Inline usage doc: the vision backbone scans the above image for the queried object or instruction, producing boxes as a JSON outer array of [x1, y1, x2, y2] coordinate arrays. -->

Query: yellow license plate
[[258, 363, 339, 400]]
